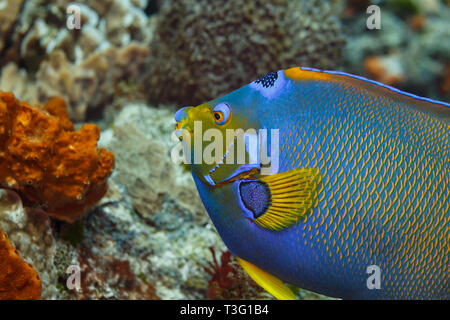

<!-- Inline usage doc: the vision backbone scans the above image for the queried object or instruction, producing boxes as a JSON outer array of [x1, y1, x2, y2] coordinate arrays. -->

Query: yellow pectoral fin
[[236, 256, 296, 300], [252, 167, 321, 231]]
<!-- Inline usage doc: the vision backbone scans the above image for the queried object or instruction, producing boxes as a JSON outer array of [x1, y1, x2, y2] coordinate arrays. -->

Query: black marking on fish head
[[250, 70, 286, 98], [254, 71, 278, 88]]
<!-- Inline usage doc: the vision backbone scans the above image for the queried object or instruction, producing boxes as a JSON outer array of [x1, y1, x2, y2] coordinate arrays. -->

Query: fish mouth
[[207, 128, 243, 175], [203, 165, 260, 186], [204, 129, 261, 186]]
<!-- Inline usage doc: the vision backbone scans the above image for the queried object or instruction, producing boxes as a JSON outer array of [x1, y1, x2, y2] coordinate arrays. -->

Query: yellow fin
[[253, 167, 321, 231], [236, 256, 296, 300]]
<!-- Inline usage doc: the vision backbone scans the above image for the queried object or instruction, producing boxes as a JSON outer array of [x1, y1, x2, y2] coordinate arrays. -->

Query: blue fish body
[[179, 67, 449, 299]]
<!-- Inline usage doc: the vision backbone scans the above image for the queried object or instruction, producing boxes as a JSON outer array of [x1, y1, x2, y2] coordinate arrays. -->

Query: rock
[[147, 0, 345, 105], [66, 179, 226, 299], [99, 103, 208, 224]]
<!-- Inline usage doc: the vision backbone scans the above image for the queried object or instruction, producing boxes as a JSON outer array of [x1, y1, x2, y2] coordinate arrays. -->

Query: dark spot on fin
[[239, 181, 271, 219], [254, 71, 278, 88], [246, 167, 322, 231]]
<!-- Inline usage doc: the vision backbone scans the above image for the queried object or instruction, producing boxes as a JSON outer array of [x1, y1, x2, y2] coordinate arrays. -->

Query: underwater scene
[[0, 0, 448, 302]]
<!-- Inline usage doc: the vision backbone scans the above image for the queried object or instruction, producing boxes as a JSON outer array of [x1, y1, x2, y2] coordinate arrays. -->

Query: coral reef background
[[0, 0, 448, 300]]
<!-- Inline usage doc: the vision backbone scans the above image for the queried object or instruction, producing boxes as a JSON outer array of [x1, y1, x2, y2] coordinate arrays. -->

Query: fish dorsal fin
[[236, 256, 296, 300], [285, 67, 450, 118], [240, 167, 321, 231]]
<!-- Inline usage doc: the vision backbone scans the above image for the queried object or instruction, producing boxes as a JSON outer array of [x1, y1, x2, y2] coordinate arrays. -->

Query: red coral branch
[[204, 247, 264, 300]]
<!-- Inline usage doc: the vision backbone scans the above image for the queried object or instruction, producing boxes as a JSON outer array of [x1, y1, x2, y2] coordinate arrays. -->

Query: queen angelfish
[[174, 67, 449, 299]]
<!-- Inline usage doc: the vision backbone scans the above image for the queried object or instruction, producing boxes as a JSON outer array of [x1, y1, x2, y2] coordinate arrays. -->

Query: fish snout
[[175, 106, 189, 128], [175, 106, 191, 122], [175, 104, 210, 133], [175, 106, 193, 140]]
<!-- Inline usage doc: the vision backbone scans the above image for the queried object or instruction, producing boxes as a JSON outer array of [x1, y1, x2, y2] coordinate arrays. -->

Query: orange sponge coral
[[0, 92, 114, 222], [0, 230, 42, 300]]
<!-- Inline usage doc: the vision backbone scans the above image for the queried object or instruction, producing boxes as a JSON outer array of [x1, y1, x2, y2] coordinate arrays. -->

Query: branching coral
[[0, 0, 24, 53], [36, 44, 150, 121], [5, 0, 151, 68], [0, 91, 114, 222], [147, 0, 344, 105], [0, 0, 153, 122], [0, 230, 42, 300]]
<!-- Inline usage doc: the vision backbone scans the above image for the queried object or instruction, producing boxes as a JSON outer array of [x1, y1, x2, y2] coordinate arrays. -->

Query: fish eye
[[213, 103, 231, 125]]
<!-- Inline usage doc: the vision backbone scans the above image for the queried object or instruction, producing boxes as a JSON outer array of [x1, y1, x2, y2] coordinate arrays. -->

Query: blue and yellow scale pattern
[[190, 67, 449, 299]]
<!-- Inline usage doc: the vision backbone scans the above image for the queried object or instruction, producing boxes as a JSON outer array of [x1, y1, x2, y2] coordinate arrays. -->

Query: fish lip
[[203, 164, 260, 187], [208, 128, 242, 174], [218, 163, 261, 183], [174, 127, 183, 140], [207, 127, 263, 185], [203, 174, 216, 186], [208, 128, 245, 176], [174, 123, 193, 141]]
